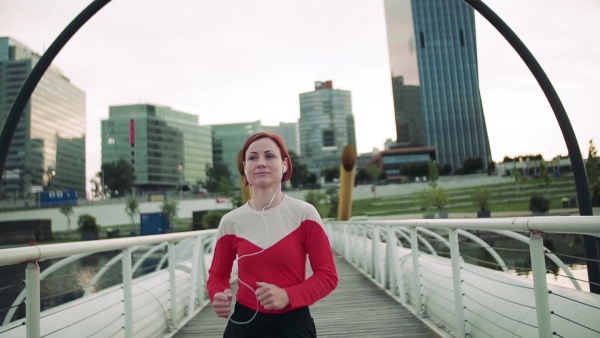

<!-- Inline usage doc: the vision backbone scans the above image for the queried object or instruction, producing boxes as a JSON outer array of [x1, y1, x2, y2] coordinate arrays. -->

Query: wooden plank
[[175, 254, 440, 337]]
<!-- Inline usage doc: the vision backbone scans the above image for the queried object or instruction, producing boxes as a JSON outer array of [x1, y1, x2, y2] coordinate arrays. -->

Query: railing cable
[[551, 311, 600, 335], [462, 280, 535, 309], [419, 264, 453, 280], [464, 295, 538, 329], [40, 301, 121, 337], [0, 282, 24, 292], [86, 314, 121, 338], [41, 298, 121, 320], [464, 308, 525, 338], [0, 322, 24, 334], [549, 291, 600, 310], [419, 255, 452, 267], [465, 320, 494, 338], [462, 267, 534, 290]]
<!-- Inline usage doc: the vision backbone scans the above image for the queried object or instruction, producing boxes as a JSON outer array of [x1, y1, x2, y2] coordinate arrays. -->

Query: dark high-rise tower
[[384, 0, 492, 171]]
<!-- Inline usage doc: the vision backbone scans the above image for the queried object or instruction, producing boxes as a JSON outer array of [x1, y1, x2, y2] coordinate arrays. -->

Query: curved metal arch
[[457, 229, 508, 273], [0, 0, 111, 173], [461, 0, 598, 293]]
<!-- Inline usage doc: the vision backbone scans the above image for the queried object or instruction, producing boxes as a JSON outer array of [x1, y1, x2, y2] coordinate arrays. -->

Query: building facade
[[0, 37, 86, 198], [298, 80, 357, 173], [102, 104, 212, 194], [211, 120, 299, 188], [263, 122, 300, 156], [384, 0, 492, 172]]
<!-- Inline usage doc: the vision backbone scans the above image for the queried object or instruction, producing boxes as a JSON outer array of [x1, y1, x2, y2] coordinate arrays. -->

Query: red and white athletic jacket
[[207, 195, 338, 314]]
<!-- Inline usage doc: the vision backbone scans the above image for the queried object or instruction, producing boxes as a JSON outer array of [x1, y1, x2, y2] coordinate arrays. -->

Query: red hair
[[241, 132, 293, 187]]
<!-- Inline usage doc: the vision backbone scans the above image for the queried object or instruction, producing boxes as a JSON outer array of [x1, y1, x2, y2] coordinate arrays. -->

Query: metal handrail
[[326, 216, 600, 338]]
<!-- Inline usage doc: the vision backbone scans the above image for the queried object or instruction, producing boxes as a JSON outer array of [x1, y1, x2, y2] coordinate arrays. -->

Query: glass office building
[[299, 81, 357, 174], [102, 104, 212, 194], [384, 0, 492, 171], [0, 37, 86, 198]]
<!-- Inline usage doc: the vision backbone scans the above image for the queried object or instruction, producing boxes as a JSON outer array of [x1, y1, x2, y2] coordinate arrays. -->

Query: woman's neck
[[250, 187, 284, 211]]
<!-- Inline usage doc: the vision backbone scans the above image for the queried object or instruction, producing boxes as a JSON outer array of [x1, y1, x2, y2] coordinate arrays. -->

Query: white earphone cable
[[227, 186, 278, 325]]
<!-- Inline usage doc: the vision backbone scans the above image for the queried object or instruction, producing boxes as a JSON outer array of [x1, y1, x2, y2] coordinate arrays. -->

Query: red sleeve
[[284, 220, 338, 308], [207, 234, 236, 302]]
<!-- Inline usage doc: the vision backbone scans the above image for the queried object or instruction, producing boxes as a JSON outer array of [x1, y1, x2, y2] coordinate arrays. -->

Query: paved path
[[175, 255, 440, 337]]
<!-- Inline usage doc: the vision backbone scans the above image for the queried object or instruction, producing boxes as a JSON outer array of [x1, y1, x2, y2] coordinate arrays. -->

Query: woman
[[207, 132, 338, 337]]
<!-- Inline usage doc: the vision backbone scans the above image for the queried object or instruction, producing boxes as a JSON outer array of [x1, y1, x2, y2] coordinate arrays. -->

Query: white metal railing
[[325, 216, 600, 338], [0, 230, 218, 338]]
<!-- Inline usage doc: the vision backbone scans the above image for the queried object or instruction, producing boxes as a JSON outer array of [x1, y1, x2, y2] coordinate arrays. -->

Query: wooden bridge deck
[[175, 254, 440, 337]]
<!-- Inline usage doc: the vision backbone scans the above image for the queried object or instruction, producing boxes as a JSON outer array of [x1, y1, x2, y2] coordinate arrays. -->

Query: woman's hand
[[212, 289, 232, 318], [256, 282, 289, 310]]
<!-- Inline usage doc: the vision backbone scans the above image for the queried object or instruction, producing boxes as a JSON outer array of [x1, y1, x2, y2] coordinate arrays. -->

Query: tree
[[586, 139, 600, 206], [365, 164, 382, 198], [161, 200, 179, 228], [102, 159, 136, 197], [428, 160, 439, 188], [59, 205, 74, 231], [538, 161, 551, 195], [218, 177, 234, 207], [204, 162, 232, 193], [124, 197, 140, 233], [325, 187, 339, 219], [472, 189, 491, 212], [321, 167, 339, 183], [429, 187, 449, 212], [288, 151, 313, 189], [304, 190, 327, 217], [511, 163, 523, 196]]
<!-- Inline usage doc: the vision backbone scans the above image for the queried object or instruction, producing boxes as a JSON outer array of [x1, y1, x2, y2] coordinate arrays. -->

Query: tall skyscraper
[[299, 81, 357, 173], [102, 104, 212, 194], [384, 0, 492, 171], [0, 37, 86, 197]]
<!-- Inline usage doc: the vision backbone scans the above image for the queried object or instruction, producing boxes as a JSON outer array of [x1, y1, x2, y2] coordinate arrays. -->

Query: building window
[[323, 130, 335, 147], [459, 30, 465, 47]]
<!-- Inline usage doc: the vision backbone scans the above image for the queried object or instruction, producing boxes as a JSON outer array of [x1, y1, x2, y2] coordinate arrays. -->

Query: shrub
[[529, 195, 550, 213], [77, 214, 99, 234], [202, 210, 224, 229], [472, 189, 491, 211]]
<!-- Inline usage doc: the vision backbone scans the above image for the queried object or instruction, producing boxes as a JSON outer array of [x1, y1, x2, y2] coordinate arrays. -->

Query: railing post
[[386, 226, 407, 304], [372, 226, 380, 282], [188, 236, 201, 316], [168, 240, 177, 330], [362, 226, 369, 271], [384, 226, 391, 289], [411, 227, 423, 315], [122, 247, 133, 338], [196, 237, 207, 306], [25, 262, 40, 338], [529, 232, 552, 338], [344, 226, 349, 258], [449, 229, 466, 337]]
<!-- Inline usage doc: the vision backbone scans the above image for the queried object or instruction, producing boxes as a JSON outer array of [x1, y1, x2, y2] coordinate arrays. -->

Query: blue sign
[[38, 190, 78, 207]]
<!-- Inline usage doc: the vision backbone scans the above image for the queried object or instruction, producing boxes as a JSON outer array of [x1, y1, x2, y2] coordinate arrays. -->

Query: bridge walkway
[[175, 254, 440, 337]]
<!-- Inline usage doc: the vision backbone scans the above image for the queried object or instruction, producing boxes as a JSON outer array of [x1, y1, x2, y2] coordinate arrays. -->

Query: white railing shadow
[[325, 216, 600, 338]]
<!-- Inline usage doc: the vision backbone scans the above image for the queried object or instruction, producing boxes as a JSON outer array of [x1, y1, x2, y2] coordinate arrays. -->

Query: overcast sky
[[1, 0, 599, 185]]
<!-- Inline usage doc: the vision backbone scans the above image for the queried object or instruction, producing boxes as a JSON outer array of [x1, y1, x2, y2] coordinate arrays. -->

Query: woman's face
[[244, 137, 285, 188]]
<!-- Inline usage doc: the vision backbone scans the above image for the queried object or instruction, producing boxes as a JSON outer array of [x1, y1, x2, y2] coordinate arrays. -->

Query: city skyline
[[0, 0, 599, 189]]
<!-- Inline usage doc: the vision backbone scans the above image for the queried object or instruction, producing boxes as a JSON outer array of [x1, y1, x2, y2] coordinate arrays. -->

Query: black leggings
[[223, 302, 317, 338]]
